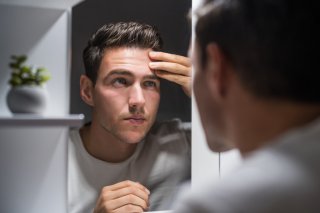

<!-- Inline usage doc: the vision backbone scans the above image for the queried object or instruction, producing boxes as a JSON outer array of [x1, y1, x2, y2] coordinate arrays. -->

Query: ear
[[205, 43, 228, 100], [80, 74, 94, 107]]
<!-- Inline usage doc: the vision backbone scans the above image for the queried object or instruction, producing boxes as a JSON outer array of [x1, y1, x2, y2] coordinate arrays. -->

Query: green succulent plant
[[8, 55, 51, 87]]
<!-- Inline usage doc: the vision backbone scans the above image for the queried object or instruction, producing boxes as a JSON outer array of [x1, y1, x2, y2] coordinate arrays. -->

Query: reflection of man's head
[[83, 22, 163, 84], [81, 22, 163, 144], [194, 0, 320, 153]]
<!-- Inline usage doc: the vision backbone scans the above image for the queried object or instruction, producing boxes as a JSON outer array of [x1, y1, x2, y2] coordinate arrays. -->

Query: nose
[[128, 84, 145, 113]]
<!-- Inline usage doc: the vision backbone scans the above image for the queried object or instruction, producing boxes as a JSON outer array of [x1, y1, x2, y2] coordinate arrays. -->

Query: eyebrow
[[143, 74, 159, 81], [105, 69, 160, 81]]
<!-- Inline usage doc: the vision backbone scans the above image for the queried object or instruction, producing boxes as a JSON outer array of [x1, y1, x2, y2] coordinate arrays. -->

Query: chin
[[207, 137, 234, 153], [118, 131, 147, 144]]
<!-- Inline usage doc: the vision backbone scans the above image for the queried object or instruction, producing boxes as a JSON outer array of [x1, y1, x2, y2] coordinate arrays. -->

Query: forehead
[[99, 47, 153, 76]]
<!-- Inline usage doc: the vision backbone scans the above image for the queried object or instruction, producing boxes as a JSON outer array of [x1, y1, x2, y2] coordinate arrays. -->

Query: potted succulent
[[6, 55, 51, 114]]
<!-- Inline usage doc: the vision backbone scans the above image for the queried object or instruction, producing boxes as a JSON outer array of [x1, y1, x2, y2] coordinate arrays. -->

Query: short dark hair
[[196, 0, 320, 103], [83, 22, 163, 83]]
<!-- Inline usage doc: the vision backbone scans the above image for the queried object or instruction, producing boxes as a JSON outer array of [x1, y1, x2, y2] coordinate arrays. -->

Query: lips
[[124, 115, 146, 125]]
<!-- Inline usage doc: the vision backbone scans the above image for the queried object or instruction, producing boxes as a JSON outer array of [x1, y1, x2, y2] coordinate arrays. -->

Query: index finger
[[149, 51, 191, 67]]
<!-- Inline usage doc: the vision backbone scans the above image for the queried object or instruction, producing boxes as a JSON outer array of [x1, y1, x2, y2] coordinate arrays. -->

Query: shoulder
[[69, 128, 81, 145], [68, 128, 86, 158], [146, 118, 191, 152], [175, 146, 320, 213], [149, 118, 191, 139]]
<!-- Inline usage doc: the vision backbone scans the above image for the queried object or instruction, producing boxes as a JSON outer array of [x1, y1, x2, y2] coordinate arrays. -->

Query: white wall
[[0, 126, 69, 213], [0, 2, 83, 212], [191, 0, 242, 187], [0, 4, 70, 116], [191, 0, 219, 188]]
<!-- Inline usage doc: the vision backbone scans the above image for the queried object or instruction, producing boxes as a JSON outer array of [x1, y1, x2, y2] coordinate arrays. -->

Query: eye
[[112, 78, 128, 87], [143, 81, 157, 88]]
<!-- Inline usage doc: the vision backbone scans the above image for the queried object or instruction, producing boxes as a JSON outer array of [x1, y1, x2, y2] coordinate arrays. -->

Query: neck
[[228, 93, 320, 156], [80, 121, 137, 163]]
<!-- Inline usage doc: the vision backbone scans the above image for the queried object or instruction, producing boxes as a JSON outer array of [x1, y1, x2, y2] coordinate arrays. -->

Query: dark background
[[70, 0, 192, 122]]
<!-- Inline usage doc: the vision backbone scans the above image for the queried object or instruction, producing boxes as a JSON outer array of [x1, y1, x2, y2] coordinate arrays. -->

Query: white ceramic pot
[[6, 85, 48, 114]]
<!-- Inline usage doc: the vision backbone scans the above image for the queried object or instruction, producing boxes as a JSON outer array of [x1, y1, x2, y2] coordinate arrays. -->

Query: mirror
[[70, 0, 191, 123], [69, 0, 191, 212]]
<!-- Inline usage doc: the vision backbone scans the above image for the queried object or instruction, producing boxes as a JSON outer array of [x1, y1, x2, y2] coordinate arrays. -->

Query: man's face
[[193, 42, 231, 152], [92, 47, 160, 144]]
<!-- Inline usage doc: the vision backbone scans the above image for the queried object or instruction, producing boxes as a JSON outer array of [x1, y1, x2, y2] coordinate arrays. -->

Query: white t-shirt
[[174, 117, 320, 213], [68, 119, 191, 213]]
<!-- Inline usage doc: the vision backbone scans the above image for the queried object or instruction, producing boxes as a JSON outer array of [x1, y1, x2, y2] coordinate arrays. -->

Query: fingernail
[[149, 51, 156, 57], [145, 188, 150, 195]]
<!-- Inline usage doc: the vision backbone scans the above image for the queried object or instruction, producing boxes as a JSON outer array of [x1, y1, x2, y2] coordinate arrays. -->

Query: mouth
[[124, 116, 146, 125]]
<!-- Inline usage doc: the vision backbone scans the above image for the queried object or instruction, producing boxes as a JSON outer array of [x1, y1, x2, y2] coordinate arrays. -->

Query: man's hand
[[93, 180, 150, 213], [149, 51, 192, 97]]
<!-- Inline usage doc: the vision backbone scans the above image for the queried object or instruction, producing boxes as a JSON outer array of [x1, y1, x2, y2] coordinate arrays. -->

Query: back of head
[[83, 22, 163, 83], [196, 0, 320, 103]]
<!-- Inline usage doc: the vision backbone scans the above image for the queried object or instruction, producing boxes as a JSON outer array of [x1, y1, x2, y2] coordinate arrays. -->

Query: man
[[68, 22, 191, 213], [174, 0, 320, 212]]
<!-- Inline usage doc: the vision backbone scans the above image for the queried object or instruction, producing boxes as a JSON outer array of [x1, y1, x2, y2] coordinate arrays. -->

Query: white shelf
[[0, 114, 84, 127], [0, 0, 85, 9]]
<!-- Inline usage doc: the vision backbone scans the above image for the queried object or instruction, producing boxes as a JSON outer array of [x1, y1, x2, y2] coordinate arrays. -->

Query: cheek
[[145, 91, 160, 112], [194, 72, 206, 114], [94, 89, 127, 113], [194, 72, 219, 132]]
